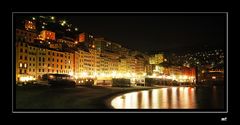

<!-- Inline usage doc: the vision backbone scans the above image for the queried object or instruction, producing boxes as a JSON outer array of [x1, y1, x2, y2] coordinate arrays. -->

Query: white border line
[[226, 12, 228, 113], [12, 12, 228, 113]]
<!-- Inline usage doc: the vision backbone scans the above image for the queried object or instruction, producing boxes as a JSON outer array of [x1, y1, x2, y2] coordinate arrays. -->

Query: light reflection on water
[[111, 86, 224, 109]]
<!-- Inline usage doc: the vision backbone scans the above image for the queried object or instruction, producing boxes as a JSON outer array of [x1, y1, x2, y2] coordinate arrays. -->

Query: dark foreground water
[[111, 86, 225, 109]]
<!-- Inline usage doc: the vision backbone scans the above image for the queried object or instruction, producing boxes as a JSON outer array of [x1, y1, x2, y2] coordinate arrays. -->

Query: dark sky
[[66, 14, 226, 53]]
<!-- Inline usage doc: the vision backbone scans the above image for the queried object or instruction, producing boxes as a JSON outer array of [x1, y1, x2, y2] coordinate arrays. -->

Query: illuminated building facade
[[16, 39, 74, 81], [39, 30, 56, 41], [149, 53, 164, 64], [25, 20, 36, 31], [57, 37, 76, 48], [16, 29, 37, 43]]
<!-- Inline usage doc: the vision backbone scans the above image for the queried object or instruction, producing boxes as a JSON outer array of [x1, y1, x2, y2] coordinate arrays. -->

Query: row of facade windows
[[16, 30, 35, 37], [20, 68, 71, 74], [20, 63, 71, 69]]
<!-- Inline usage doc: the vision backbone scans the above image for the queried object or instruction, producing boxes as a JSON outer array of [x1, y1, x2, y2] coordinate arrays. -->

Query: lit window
[[24, 63, 27, 68], [19, 63, 22, 68]]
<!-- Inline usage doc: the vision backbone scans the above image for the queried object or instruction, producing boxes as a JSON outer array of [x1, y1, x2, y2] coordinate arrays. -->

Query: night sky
[[66, 14, 226, 53]]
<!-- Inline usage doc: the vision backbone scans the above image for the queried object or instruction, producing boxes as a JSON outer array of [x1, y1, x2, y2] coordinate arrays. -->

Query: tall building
[[16, 40, 74, 81]]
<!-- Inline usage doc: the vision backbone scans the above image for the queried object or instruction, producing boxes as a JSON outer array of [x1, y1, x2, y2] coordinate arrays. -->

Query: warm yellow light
[[49, 75, 54, 79], [212, 76, 216, 79], [51, 16, 55, 20], [69, 71, 73, 76], [19, 76, 35, 82], [19, 63, 22, 68], [152, 73, 156, 77]]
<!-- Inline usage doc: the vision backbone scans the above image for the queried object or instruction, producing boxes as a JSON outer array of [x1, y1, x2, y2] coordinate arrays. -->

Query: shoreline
[[101, 86, 165, 109], [16, 85, 211, 109]]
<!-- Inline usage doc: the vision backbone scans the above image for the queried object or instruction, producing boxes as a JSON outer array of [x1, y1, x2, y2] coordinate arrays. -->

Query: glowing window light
[[24, 63, 27, 68], [19, 63, 23, 68], [212, 76, 216, 79]]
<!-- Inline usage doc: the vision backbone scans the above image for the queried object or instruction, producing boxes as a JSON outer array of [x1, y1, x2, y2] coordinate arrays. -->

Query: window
[[61, 65, 62, 69], [29, 63, 31, 66], [25, 49, 27, 53], [53, 52, 54, 56], [61, 60, 62, 62], [52, 64, 54, 67], [33, 69, 35, 72], [20, 56, 22, 59], [33, 58, 35, 61], [42, 69, 44, 72], [39, 63, 41, 66], [39, 69, 41, 72], [48, 52, 50, 55], [43, 57, 45, 62], [57, 64, 58, 68], [57, 53, 59, 56], [25, 56, 27, 60], [48, 64, 50, 67], [20, 69, 22, 74], [19, 63, 22, 68], [52, 69, 54, 72], [25, 44, 27, 47], [30, 57, 31, 61], [48, 58, 50, 61], [29, 68, 31, 72], [57, 59, 58, 62], [52, 58, 54, 61], [20, 48, 23, 52], [57, 70, 58, 73], [69, 66, 70, 69], [48, 69, 50, 72], [39, 57, 41, 61], [24, 70, 27, 73], [30, 47, 32, 50]]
